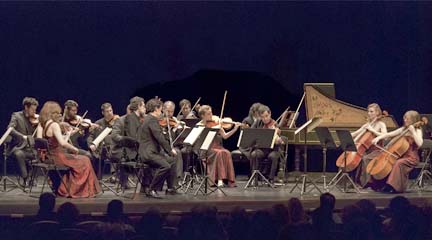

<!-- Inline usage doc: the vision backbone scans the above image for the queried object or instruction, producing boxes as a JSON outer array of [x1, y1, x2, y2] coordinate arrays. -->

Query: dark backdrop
[[1, 2, 431, 171]]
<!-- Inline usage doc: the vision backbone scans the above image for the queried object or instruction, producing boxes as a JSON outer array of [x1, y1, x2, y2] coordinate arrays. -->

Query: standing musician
[[249, 104, 284, 183], [198, 105, 239, 187], [139, 98, 178, 198], [87, 102, 120, 177], [6, 97, 39, 186], [369, 110, 423, 193], [62, 100, 94, 159], [350, 103, 387, 187], [177, 99, 198, 120], [162, 101, 184, 186]]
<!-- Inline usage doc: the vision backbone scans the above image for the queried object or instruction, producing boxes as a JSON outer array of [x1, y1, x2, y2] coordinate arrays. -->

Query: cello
[[366, 119, 425, 180], [335, 112, 388, 172]]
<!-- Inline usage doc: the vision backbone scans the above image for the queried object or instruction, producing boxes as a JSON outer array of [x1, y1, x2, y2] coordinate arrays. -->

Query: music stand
[[315, 127, 337, 190], [239, 128, 278, 189], [327, 130, 361, 193], [289, 117, 323, 195], [192, 127, 227, 196], [0, 127, 25, 192]]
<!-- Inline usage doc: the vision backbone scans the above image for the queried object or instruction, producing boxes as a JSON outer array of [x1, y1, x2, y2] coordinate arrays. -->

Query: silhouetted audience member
[[227, 207, 250, 240], [136, 207, 163, 240], [310, 193, 338, 240], [355, 199, 383, 239], [271, 204, 289, 231], [35, 192, 56, 221], [57, 202, 79, 228], [104, 200, 135, 235], [278, 198, 312, 240]]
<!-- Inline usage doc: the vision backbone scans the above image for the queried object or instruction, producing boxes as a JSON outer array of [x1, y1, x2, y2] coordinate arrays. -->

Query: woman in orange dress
[[37, 101, 101, 198]]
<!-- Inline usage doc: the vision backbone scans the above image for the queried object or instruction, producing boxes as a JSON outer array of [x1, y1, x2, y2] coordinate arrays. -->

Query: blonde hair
[[404, 110, 421, 128], [198, 105, 211, 118], [367, 103, 382, 121], [39, 101, 62, 128]]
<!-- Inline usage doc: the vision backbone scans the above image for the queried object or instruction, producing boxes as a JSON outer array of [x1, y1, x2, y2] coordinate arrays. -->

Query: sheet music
[[237, 130, 244, 148], [0, 127, 14, 146], [184, 126, 205, 145], [92, 127, 112, 148], [200, 131, 217, 151], [270, 129, 278, 149]]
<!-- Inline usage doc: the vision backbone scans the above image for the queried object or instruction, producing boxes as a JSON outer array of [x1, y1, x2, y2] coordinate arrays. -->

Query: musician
[[177, 99, 197, 120], [139, 98, 178, 198], [36, 101, 100, 198], [250, 104, 284, 183], [87, 103, 119, 177], [6, 97, 39, 185], [370, 110, 423, 193], [352, 103, 387, 187], [162, 101, 183, 185], [111, 97, 145, 188], [198, 105, 239, 187], [62, 100, 93, 159], [242, 102, 262, 127]]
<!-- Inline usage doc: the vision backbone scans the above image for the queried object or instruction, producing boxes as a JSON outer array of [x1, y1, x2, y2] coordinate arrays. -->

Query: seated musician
[[7, 97, 39, 186], [198, 105, 239, 187], [369, 110, 423, 193], [239, 102, 262, 165], [62, 100, 93, 160], [177, 99, 197, 120], [351, 103, 387, 187], [250, 104, 284, 183], [87, 102, 119, 178], [162, 101, 184, 186], [36, 101, 101, 198], [139, 98, 178, 198], [111, 97, 146, 189]]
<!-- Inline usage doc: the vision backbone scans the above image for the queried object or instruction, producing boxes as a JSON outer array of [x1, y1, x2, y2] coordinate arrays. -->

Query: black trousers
[[12, 148, 35, 179], [143, 152, 176, 191], [250, 149, 280, 181]]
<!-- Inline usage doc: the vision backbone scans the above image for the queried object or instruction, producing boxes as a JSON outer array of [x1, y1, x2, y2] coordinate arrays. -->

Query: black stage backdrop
[[1, 2, 431, 172]]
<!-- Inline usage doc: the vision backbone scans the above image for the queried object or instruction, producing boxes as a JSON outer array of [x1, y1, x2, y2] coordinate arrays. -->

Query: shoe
[[147, 190, 163, 199], [165, 188, 178, 195], [217, 180, 224, 187]]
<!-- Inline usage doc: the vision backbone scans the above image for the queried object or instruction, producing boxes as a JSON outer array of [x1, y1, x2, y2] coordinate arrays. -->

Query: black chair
[[26, 220, 60, 240], [410, 139, 432, 191], [77, 220, 104, 233], [119, 160, 150, 199], [29, 138, 71, 197], [60, 228, 88, 240]]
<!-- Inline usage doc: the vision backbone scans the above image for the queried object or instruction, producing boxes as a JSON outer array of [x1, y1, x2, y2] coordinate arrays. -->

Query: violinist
[[239, 103, 262, 163], [162, 101, 183, 186], [249, 105, 284, 183], [139, 98, 178, 198], [87, 103, 119, 177], [198, 105, 239, 187], [368, 110, 423, 193], [351, 103, 387, 187], [177, 99, 197, 120], [62, 100, 93, 160], [6, 97, 39, 186]]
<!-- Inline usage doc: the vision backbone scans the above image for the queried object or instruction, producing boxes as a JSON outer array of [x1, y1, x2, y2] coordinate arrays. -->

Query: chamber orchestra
[[2, 84, 430, 199]]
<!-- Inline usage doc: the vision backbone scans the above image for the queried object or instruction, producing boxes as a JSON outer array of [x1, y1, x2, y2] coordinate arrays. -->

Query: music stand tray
[[289, 117, 323, 195], [238, 128, 278, 189], [315, 127, 337, 190], [327, 130, 362, 193]]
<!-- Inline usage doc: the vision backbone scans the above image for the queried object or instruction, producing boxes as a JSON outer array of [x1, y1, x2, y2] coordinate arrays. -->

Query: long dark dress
[[44, 122, 101, 198]]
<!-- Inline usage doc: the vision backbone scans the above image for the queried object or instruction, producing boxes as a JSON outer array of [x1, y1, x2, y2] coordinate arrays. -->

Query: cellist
[[351, 103, 388, 187], [369, 110, 423, 193]]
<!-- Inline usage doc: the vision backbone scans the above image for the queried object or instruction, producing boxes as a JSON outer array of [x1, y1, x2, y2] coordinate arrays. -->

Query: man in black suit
[[7, 97, 39, 185], [139, 98, 177, 198]]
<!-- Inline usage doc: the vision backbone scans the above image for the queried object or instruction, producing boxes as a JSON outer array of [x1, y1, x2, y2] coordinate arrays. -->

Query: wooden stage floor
[[1, 174, 432, 216]]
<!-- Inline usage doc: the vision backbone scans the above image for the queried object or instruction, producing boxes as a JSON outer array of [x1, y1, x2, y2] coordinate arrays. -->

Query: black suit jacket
[[110, 115, 139, 161], [139, 114, 172, 160], [7, 111, 36, 152]]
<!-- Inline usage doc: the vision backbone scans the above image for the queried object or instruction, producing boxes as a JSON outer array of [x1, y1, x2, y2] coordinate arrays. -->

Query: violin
[[205, 115, 247, 130], [366, 119, 426, 180], [335, 111, 389, 172], [29, 114, 39, 126], [159, 117, 178, 128], [108, 114, 120, 127]]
